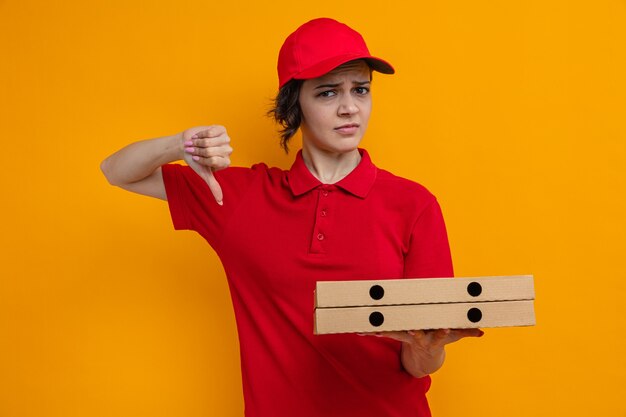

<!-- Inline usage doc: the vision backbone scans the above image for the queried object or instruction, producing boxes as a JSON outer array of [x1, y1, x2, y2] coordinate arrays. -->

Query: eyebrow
[[314, 80, 371, 90]]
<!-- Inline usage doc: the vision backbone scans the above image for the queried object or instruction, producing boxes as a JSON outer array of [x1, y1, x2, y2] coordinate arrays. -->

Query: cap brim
[[294, 54, 395, 81]]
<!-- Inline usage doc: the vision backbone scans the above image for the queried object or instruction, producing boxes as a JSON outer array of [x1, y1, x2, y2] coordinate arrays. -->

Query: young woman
[[101, 17, 482, 417]]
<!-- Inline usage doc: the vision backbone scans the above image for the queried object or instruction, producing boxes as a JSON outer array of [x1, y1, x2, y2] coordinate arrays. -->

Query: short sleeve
[[161, 163, 265, 250], [404, 199, 454, 278]]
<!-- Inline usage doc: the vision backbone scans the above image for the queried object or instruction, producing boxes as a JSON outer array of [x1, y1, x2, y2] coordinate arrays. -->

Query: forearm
[[400, 342, 446, 378], [101, 133, 183, 186]]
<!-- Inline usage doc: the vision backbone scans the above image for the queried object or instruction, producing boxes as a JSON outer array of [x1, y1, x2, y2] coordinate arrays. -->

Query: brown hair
[[268, 78, 304, 153]]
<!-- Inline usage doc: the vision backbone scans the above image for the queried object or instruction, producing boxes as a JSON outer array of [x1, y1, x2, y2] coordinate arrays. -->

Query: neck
[[301, 145, 362, 184]]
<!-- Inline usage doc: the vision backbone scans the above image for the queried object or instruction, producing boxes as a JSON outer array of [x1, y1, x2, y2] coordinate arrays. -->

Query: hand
[[359, 328, 484, 377], [370, 328, 484, 346], [181, 125, 233, 205]]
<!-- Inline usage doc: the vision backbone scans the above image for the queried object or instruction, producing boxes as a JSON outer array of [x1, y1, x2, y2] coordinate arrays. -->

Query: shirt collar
[[286, 148, 377, 198]]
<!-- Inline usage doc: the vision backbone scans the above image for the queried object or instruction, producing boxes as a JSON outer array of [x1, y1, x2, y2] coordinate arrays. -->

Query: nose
[[337, 94, 359, 117]]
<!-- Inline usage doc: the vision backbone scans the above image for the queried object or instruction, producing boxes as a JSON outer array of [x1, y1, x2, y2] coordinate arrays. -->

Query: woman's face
[[298, 60, 372, 155]]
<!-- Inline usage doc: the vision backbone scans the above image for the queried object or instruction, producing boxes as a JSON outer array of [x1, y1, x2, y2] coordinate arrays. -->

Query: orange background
[[1, 1, 625, 416]]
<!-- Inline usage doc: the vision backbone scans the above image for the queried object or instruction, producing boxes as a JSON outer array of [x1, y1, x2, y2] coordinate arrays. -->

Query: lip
[[334, 123, 360, 135]]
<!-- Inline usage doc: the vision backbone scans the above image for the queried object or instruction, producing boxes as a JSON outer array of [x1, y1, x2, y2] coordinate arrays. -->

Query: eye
[[317, 90, 336, 98], [354, 86, 370, 95]]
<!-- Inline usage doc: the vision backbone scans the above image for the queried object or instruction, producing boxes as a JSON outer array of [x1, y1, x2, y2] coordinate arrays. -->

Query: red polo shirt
[[162, 149, 453, 417]]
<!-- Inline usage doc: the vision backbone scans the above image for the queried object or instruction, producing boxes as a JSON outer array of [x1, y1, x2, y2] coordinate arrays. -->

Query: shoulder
[[374, 168, 437, 204], [222, 163, 288, 186], [368, 167, 445, 227]]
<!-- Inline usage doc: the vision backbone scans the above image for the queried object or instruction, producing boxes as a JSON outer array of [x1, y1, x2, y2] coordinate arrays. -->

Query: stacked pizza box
[[314, 275, 535, 335]]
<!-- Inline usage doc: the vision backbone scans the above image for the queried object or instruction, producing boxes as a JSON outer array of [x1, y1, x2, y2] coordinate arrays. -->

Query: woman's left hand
[[368, 328, 483, 346], [359, 328, 484, 378]]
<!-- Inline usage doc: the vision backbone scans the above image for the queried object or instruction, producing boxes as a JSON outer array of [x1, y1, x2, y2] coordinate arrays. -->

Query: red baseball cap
[[277, 18, 395, 88]]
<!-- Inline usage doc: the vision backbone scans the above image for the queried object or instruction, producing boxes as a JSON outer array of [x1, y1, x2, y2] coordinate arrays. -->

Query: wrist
[[168, 132, 185, 162], [151, 132, 185, 165], [401, 342, 446, 378]]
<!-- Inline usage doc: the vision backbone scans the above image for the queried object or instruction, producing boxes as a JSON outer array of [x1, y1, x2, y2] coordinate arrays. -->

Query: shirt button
[[321, 209, 327, 217], [317, 233, 325, 241], [321, 190, 329, 197]]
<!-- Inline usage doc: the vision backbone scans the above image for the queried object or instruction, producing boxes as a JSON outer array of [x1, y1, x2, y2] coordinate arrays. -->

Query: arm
[[100, 125, 232, 203], [100, 133, 181, 200], [371, 199, 483, 377]]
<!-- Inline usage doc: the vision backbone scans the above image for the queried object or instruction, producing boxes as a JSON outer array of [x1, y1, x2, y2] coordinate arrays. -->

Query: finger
[[203, 169, 223, 206], [182, 126, 212, 142], [356, 331, 405, 341], [191, 155, 230, 170], [408, 329, 427, 342], [191, 125, 226, 139], [428, 329, 451, 349], [433, 329, 450, 341], [188, 136, 231, 149], [454, 328, 484, 338], [376, 331, 415, 343], [443, 328, 484, 345], [211, 157, 230, 172], [373, 331, 413, 343], [356, 331, 384, 337], [210, 156, 231, 169], [187, 144, 233, 158]]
